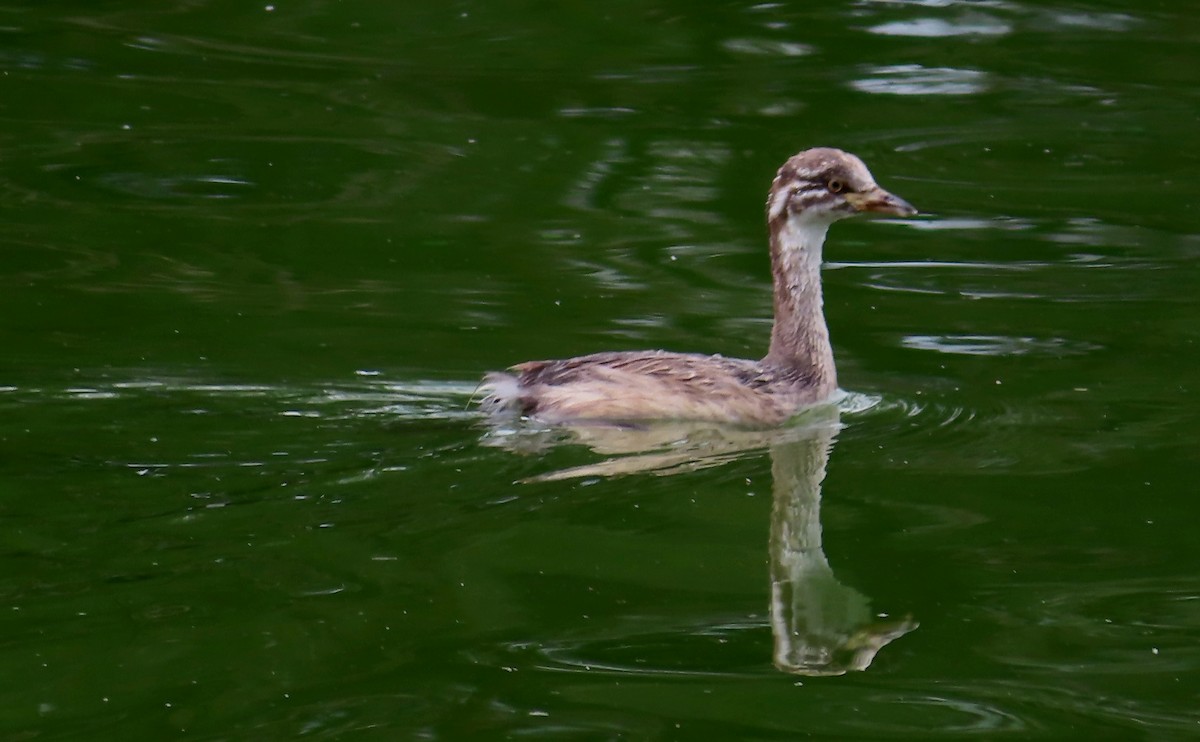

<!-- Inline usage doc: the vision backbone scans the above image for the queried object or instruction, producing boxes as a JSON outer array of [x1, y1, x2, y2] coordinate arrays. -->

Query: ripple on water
[[93, 171, 255, 200], [899, 334, 1101, 357], [866, 16, 1012, 38], [0, 239, 121, 285], [12, 377, 480, 424], [830, 214, 1178, 302], [720, 37, 814, 57], [479, 631, 1174, 735], [843, 393, 978, 439], [8, 373, 1116, 482], [850, 64, 987, 96], [494, 618, 766, 679], [868, 677, 1196, 736], [836, 387, 1104, 476], [853, 0, 1140, 36]]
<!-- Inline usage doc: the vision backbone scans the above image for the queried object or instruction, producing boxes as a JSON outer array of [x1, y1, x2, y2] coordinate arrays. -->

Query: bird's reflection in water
[[766, 412, 917, 675], [484, 404, 917, 676]]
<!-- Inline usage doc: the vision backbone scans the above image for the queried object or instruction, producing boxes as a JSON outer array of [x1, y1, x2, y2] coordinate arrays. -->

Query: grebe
[[479, 147, 916, 426]]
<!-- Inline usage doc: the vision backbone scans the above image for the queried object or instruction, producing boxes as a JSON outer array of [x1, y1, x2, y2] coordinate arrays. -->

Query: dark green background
[[3, 1, 1199, 738]]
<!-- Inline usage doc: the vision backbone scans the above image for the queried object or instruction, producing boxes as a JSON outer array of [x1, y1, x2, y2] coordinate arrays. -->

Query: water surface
[[3, 1, 1200, 738]]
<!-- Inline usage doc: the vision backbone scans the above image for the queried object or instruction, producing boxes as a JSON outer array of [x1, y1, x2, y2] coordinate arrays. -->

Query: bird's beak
[[846, 186, 917, 217]]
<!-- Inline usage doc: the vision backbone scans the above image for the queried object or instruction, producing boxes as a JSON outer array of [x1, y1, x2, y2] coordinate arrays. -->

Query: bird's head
[[767, 147, 916, 227]]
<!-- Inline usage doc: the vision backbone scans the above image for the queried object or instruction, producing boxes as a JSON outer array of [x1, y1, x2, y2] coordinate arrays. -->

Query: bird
[[478, 147, 916, 427]]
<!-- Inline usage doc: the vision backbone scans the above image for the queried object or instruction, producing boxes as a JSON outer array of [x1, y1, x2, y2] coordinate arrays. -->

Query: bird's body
[[480, 147, 916, 427], [484, 350, 830, 426]]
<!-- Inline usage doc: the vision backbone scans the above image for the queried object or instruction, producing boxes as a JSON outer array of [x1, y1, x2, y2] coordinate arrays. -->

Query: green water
[[4, 1, 1200, 738]]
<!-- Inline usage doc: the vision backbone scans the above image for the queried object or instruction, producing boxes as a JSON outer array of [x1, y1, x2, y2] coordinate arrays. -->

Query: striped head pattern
[[767, 147, 916, 228]]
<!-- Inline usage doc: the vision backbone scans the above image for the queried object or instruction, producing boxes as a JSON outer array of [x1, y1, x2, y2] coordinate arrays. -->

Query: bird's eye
[[827, 179, 844, 194]]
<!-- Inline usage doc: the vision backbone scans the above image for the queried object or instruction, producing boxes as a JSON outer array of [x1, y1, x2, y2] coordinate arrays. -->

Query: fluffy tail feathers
[[476, 372, 525, 416]]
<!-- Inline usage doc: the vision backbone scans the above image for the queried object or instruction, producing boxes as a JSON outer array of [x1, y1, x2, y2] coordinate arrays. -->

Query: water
[[3, 1, 1200, 738]]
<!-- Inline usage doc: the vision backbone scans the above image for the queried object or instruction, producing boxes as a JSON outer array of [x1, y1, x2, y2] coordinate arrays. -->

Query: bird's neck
[[764, 218, 837, 393]]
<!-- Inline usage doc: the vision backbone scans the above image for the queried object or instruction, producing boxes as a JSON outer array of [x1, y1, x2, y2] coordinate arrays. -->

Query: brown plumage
[[479, 147, 916, 427]]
